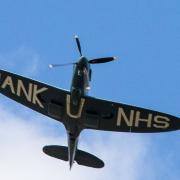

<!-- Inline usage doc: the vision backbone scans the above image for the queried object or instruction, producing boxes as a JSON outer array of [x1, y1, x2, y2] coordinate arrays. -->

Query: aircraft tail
[[43, 145, 104, 168]]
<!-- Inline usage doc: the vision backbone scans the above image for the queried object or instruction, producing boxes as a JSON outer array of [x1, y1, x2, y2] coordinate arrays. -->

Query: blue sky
[[0, 0, 180, 179]]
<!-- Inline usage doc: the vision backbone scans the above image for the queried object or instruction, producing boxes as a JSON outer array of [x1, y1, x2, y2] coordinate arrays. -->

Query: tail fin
[[43, 145, 104, 168]]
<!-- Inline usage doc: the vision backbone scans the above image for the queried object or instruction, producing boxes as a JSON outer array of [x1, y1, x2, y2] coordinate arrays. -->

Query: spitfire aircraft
[[0, 36, 180, 169]]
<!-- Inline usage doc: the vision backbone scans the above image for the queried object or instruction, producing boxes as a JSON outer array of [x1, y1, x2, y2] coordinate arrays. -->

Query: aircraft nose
[[78, 57, 88, 67], [79, 56, 87, 62]]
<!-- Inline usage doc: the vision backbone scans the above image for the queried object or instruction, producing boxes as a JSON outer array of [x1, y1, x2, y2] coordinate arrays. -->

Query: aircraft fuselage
[[67, 56, 91, 169]]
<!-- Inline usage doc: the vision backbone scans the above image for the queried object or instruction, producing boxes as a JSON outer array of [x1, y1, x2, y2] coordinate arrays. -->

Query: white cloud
[[0, 47, 40, 77], [0, 101, 180, 180], [0, 104, 150, 180]]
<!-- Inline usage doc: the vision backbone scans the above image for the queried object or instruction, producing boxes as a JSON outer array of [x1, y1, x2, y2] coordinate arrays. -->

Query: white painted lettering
[[0, 75, 49, 109], [135, 111, 152, 127], [153, 115, 170, 129], [117, 107, 134, 126], [66, 94, 85, 119], [17, 80, 33, 102], [32, 85, 48, 108], [1, 76, 15, 94]]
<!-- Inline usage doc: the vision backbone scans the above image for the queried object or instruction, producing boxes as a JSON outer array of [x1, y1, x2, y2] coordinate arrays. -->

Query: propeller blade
[[88, 57, 117, 64], [75, 35, 82, 56], [49, 62, 76, 68]]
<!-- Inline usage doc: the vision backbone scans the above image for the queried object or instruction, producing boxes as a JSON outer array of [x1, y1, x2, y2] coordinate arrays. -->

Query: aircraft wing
[[0, 70, 70, 123], [82, 96, 180, 133]]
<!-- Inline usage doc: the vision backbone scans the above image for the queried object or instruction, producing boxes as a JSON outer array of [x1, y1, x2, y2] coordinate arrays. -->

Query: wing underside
[[0, 70, 70, 123], [1, 70, 180, 133], [82, 96, 180, 133]]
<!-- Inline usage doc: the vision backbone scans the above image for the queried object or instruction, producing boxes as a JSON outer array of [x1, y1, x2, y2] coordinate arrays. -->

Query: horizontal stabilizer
[[75, 149, 104, 168], [43, 145, 68, 161], [43, 145, 104, 168]]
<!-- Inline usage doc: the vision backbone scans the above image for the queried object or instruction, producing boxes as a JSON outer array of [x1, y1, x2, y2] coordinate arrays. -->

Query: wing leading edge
[[82, 96, 180, 133], [0, 70, 70, 123]]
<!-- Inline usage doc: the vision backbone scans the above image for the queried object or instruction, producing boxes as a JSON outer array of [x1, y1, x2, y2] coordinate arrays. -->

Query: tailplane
[[43, 145, 104, 168]]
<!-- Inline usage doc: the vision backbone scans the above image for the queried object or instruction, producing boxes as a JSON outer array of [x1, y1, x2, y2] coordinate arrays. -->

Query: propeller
[[88, 57, 116, 64], [49, 36, 117, 69], [75, 35, 82, 56], [49, 62, 76, 68]]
